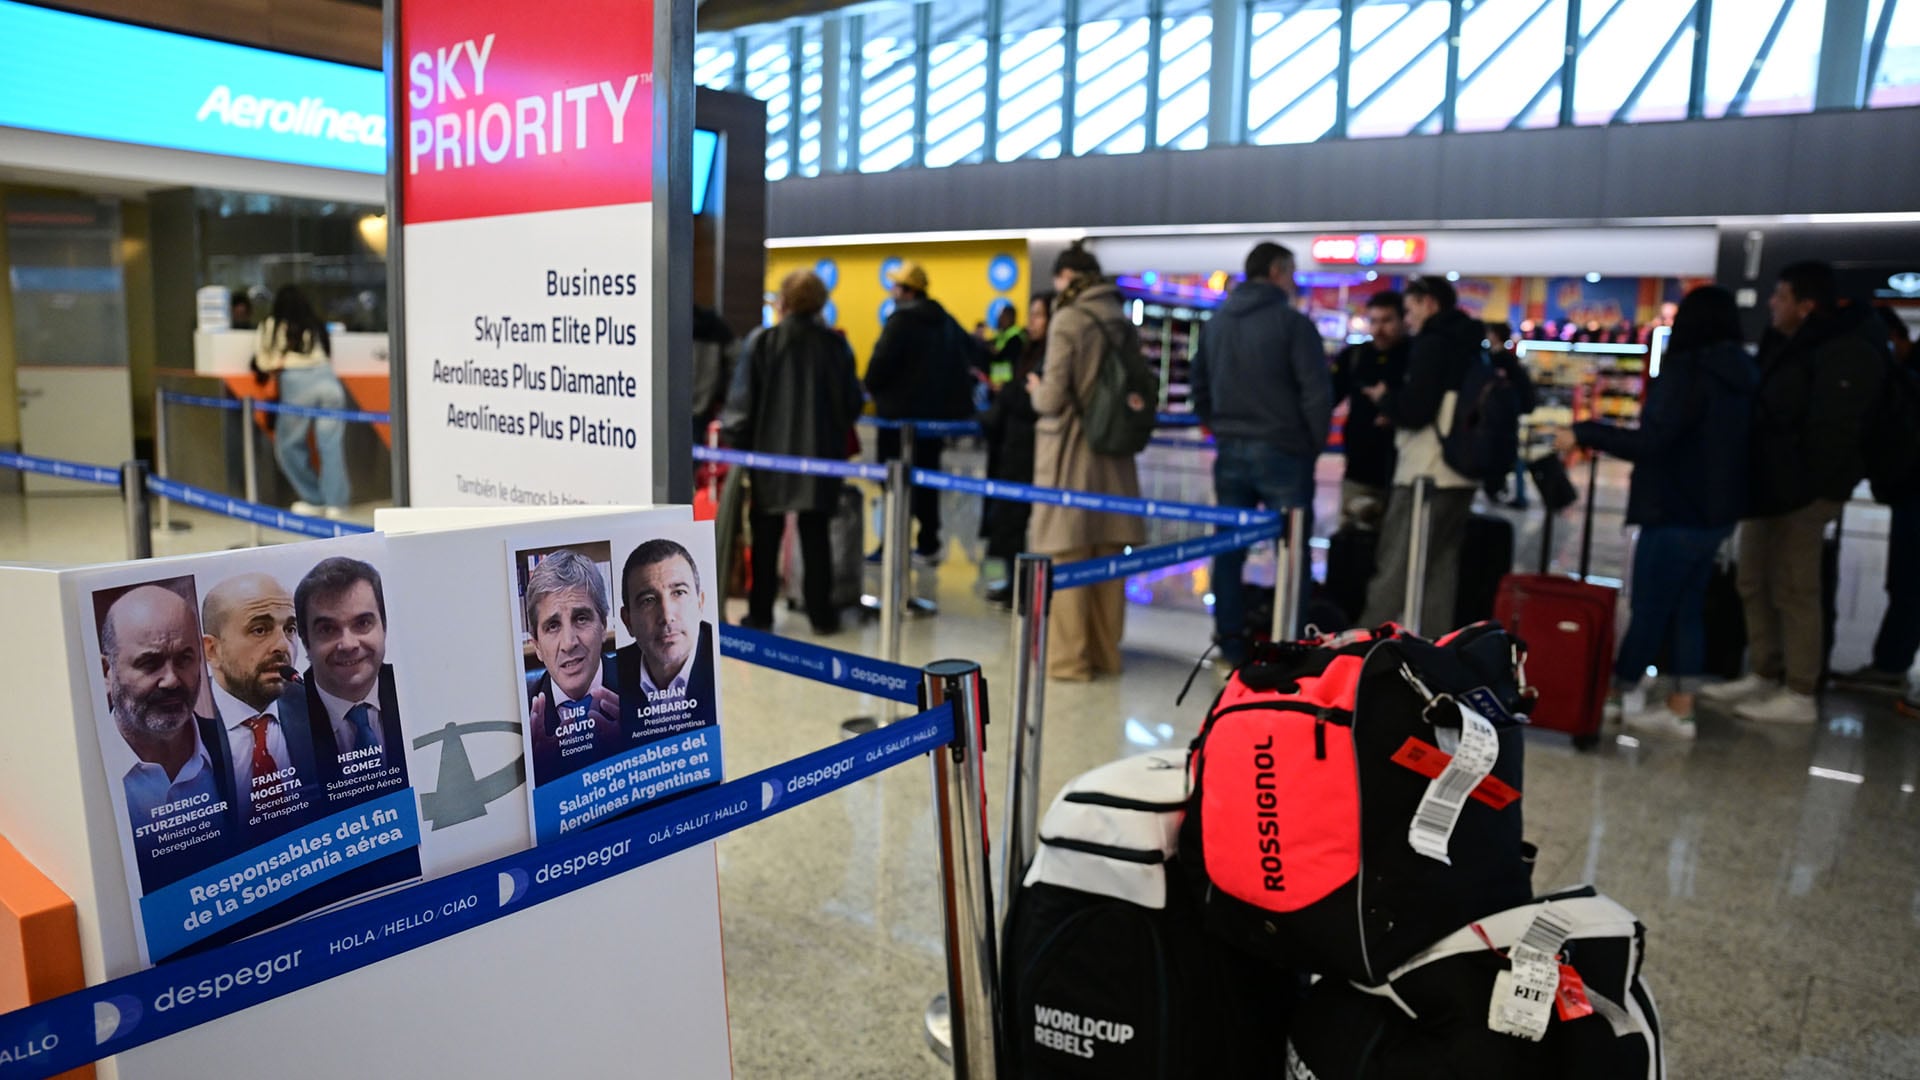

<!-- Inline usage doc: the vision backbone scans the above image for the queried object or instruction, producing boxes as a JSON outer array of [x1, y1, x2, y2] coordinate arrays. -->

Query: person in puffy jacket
[[1026, 245, 1145, 681], [1558, 285, 1757, 739]]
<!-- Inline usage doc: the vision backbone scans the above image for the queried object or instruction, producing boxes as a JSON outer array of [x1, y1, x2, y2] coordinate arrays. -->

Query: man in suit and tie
[[98, 582, 238, 892], [282, 556, 410, 799], [201, 573, 320, 836], [524, 548, 622, 785], [616, 538, 718, 743]]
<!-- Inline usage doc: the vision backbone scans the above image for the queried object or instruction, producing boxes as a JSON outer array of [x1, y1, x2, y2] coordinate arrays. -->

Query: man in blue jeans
[[1193, 242, 1332, 666]]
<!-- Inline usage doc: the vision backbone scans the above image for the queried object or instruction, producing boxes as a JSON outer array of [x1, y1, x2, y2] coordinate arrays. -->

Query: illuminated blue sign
[[0, 0, 385, 174], [692, 128, 718, 215]]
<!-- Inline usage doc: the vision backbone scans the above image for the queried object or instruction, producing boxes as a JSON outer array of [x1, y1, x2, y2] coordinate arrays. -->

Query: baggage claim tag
[[1489, 903, 1577, 1041], [1407, 702, 1499, 864]]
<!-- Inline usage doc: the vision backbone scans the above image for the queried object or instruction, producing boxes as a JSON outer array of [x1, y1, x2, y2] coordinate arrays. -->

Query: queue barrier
[[157, 389, 392, 426], [912, 468, 1276, 529], [145, 476, 370, 541], [0, 450, 122, 488]]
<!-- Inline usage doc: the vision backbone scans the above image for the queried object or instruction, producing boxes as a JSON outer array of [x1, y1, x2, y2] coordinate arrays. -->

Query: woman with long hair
[[1557, 285, 1758, 738], [1026, 245, 1145, 680], [255, 285, 351, 516], [720, 269, 864, 635]]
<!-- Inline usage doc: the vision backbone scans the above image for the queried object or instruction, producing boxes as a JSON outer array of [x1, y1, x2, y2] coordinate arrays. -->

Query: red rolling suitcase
[[1495, 454, 1617, 749]]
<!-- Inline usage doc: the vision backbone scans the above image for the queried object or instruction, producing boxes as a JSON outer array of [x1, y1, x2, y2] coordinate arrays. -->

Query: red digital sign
[[1310, 234, 1427, 267]]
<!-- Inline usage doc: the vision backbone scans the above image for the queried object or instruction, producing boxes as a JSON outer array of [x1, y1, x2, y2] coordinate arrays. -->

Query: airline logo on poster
[[401, 1, 654, 222]]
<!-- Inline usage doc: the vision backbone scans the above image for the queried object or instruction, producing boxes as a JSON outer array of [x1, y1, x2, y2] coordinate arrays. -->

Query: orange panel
[[0, 836, 92, 1079]]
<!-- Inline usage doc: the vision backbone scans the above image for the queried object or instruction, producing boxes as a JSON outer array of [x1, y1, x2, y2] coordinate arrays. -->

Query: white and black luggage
[[1000, 752, 1304, 1079]]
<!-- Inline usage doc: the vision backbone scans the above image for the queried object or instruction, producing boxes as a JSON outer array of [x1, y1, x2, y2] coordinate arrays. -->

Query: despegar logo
[[786, 758, 855, 793], [197, 86, 387, 147], [153, 950, 304, 1013], [848, 666, 911, 693]]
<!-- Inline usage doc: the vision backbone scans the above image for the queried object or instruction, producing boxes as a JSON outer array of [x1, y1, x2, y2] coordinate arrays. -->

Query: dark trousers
[[1873, 498, 1920, 674], [749, 509, 832, 624], [1615, 524, 1734, 689], [1211, 438, 1317, 661], [875, 428, 943, 555]]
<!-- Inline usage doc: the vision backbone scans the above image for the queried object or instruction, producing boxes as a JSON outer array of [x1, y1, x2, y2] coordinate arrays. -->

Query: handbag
[[1527, 451, 1578, 514]]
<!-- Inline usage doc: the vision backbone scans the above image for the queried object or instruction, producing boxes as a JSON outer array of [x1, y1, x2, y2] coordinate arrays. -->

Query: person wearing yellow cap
[[863, 259, 980, 564]]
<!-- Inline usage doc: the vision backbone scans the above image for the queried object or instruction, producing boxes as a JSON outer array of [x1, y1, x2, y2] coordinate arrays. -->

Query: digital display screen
[[692, 128, 718, 215]]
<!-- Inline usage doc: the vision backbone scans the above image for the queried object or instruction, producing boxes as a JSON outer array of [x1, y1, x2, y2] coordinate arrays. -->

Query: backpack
[[1439, 350, 1522, 481], [1002, 752, 1304, 1078], [1181, 624, 1534, 986], [1287, 887, 1666, 1080], [1865, 360, 1920, 504], [1081, 317, 1160, 456]]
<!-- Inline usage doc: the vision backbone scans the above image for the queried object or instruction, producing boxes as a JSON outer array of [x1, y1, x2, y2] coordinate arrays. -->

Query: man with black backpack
[[1193, 241, 1332, 664], [864, 260, 978, 563], [1359, 276, 1515, 634]]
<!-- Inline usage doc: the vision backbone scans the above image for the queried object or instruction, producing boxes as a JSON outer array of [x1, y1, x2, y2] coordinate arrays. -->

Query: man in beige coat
[[1025, 245, 1146, 680]]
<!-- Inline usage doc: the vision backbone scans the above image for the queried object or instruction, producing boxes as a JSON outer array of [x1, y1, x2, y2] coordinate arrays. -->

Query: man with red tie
[[201, 573, 320, 836]]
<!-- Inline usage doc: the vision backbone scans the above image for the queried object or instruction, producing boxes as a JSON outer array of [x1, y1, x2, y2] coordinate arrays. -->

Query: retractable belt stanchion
[[152, 388, 181, 532], [1402, 476, 1434, 636], [922, 659, 1002, 1076], [240, 397, 264, 547], [1272, 504, 1309, 643], [998, 552, 1051, 932], [120, 459, 152, 560]]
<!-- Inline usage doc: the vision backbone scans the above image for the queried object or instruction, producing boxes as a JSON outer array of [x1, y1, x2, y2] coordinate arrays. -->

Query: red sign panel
[[400, 0, 654, 224], [1310, 234, 1427, 267]]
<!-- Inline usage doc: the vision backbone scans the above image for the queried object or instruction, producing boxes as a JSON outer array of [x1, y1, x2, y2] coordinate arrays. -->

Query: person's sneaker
[[290, 500, 321, 517], [1623, 703, 1698, 740], [1735, 688, 1819, 725], [983, 583, 1013, 609], [912, 546, 946, 567], [1698, 673, 1779, 705], [1605, 682, 1649, 724], [323, 506, 346, 521], [737, 613, 774, 632], [1831, 665, 1908, 696], [809, 615, 843, 636]]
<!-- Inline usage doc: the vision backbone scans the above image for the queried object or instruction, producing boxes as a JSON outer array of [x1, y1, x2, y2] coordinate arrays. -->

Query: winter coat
[[863, 296, 976, 420], [1747, 308, 1887, 517], [1574, 341, 1758, 528], [1330, 337, 1409, 488], [718, 316, 864, 514], [1028, 282, 1147, 553], [1193, 280, 1333, 457], [1377, 307, 1486, 490]]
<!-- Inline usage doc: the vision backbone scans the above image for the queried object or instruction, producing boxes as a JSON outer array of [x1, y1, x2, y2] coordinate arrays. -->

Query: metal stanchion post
[[153, 389, 174, 532], [241, 397, 263, 547], [1402, 476, 1434, 636], [120, 460, 152, 560], [845, 456, 917, 738], [705, 421, 720, 507], [922, 659, 1002, 1077], [902, 422, 938, 617], [997, 553, 1050, 934], [1272, 505, 1309, 643]]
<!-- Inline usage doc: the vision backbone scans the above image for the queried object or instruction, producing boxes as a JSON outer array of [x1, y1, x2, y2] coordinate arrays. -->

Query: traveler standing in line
[[1193, 242, 1333, 663], [863, 260, 975, 564], [1027, 246, 1144, 680], [1699, 261, 1884, 724], [1486, 321, 1537, 509], [1835, 309, 1920, 712], [1358, 276, 1485, 633], [1555, 285, 1758, 739], [690, 304, 737, 435], [254, 285, 350, 519], [1328, 290, 1409, 530], [981, 294, 1048, 608], [720, 270, 864, 636]]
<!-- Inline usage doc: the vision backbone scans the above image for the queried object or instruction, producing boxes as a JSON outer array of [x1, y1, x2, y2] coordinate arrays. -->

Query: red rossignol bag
[[1182, 624, 1535, 986]]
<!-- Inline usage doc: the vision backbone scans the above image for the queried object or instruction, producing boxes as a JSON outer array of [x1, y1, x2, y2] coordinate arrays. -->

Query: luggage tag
[[1388, 738, 1521, 809], [1459, 685, 1521, 728], [1488, 943, 1559, 1041], [1407, 702, 1499, 864], [1555, 963, 1594, 1022]]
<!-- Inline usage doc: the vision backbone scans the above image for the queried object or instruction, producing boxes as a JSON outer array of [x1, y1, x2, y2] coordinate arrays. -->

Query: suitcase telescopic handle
[[1538, 449, 1601, 580]]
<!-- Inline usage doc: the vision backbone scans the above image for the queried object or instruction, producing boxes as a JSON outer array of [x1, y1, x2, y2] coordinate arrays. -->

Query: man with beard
[[201, 573, 320, 835], [523, 549, 622, 784], [281, 557, 409, 797], [616, 539, 717, 743], [98, 582, 238, 890]]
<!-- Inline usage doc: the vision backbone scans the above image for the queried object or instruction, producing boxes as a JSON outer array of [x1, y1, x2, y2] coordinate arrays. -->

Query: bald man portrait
[[201, 573, 320, 834], [96, 580, 239, 891]]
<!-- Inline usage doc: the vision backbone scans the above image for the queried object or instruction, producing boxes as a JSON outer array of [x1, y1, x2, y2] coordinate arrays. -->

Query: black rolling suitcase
[[1455, 512, 1515, 628], [1325, 525, 1379, 624]]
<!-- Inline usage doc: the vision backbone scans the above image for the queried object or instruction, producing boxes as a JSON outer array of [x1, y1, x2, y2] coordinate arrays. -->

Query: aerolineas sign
[[0, 0, 385, 174]]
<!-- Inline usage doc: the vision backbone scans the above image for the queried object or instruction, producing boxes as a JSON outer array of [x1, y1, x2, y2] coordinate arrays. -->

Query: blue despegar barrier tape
[[912, 469, 1278, 527], [0, 704, 955, 1080], [1052, 522, 1282, 589], [145, 477, 371, 539], [1156, 413, 1201, 427], [857, 416, 984, 436], [158, 391, 242, 412], [692, 444, 887, 482], [252, 399, 390, 424], [0, 451, 120, 487], [717, 625, 921, 704]]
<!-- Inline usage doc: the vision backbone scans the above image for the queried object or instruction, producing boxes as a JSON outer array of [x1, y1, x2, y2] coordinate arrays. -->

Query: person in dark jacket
[[720, 270, 864, 635], [1558, 286, 1757, 739], [1698, 262, 1886, 725], [1485, 321, 1537, 508], [690, 305, 736, 433], [1328, 290, 1409, 529], [980, 294, 1048, 607], [863, 260, 976, 562], [1359, 276, 1486, 633], [1835, 309, 1920, 707], [1193, 241, 1333, 663]]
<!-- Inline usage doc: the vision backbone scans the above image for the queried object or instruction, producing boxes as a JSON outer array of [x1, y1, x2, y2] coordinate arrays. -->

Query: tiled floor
[[4, 454, 1917, 1078]]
